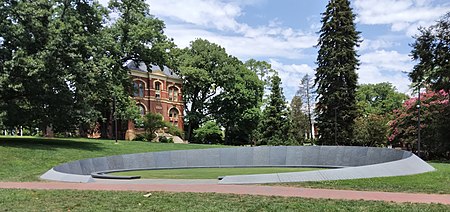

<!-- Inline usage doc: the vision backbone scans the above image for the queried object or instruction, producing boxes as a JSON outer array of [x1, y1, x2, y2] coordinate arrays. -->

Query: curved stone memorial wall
[[40, 146, 435, 184]]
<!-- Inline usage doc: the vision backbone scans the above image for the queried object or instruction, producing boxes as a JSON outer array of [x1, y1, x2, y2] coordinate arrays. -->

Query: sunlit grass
[[1, 189, 448, 211], [274, 163, 450, 194], [111, 167, 323, 179], [0, 136, 222, 181]]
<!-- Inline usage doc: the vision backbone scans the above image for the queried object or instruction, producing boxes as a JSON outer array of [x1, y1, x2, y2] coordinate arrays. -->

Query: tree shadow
[[429, 160, 450, 164], [0, 136, 104, 151]]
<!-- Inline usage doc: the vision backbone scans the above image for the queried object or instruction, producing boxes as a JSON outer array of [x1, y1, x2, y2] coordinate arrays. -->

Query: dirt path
[[1, 182, 449, 205]]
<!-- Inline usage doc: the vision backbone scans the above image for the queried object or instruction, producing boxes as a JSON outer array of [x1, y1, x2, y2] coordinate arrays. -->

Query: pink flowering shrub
[[388, 89, 450, 159]]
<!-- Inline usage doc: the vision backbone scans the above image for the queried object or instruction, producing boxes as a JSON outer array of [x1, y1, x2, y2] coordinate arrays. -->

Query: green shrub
[[159, 136, 174, 143], [133, 133, 148, 142], [143, 113, 166, 141], [193, 121, 223, 144], [165, 123, 184, 139]]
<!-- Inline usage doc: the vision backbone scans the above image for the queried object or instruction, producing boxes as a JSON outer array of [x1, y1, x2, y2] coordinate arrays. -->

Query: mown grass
[[1, 189, 448, 211], [0, 136, 222, 181], [112, 167, 323, 179], [274, 163, 450, 194]]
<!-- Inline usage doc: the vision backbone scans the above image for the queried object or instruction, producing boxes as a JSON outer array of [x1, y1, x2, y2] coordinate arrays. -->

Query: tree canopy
[[0, 0, 174, 137], [402, 12, 450, 159], [389, 90, 450, 159], [410, 12, 450, 93], [353, 83, 408, 147], [179, 39, 263, 145], [356, 83, 408, 117]]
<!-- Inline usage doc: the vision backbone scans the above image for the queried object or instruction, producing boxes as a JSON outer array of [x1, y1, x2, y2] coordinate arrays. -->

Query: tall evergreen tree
[[297, 74, 315, 140], [260, 75, 289, 145], [288, 95, 308, 145], [315, 0, 360, 145]]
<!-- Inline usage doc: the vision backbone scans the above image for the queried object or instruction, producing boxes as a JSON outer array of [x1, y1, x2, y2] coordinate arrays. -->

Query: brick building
[[125, 62, 184, 140]]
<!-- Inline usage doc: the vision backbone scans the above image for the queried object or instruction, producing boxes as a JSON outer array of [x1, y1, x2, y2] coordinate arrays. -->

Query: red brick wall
[[132, 75, 184, 130]]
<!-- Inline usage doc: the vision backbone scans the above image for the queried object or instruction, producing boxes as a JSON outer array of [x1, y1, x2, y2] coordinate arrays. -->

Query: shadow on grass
[[0, 136, 104, 151], [429, 160, 450, 164]]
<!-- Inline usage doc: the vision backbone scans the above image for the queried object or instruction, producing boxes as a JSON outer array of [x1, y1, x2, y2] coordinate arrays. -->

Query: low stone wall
[[40, 146, 435, 184]]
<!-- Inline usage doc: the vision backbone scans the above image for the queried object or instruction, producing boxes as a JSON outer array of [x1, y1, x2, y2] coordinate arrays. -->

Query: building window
[[137, 104, 145, 116], [169, 108, 179, 125], [133, 81, 144, 97], [134, 104, 146, 128], [168, 86, 179, 101], [155, 81, 161, 98], [155, 81, 161, 91]]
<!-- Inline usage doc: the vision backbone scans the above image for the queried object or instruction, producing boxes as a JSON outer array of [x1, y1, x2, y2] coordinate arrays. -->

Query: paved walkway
[[1, 181, 449, 205]]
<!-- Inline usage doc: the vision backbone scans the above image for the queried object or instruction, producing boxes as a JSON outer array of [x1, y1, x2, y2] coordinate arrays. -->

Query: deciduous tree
[[178, 39, 230, 141], [193, 121, 223, 144], [354, 83, 407, 147], [389, 90, 450, 159], [356, 83, 408, 117], [410, 12, 450, 93], [143, 113, 165, 141]]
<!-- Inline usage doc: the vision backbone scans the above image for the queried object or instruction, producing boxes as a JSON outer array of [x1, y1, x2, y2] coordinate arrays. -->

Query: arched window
[[133, 81, 144, 97], [169, 108, 179, 125], [134, 104, 146, 128], [155, 81, 161, 91], [168, 86, 179, 101], [155, 81, 162, 98], [137, 104, 146, 116]]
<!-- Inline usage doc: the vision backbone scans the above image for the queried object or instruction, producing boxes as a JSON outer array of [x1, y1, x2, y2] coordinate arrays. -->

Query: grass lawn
[[0, 136, 222, 182], [111, 167, 323, 179], [1, 189, 449, 211], [274, 163, 450, 194]]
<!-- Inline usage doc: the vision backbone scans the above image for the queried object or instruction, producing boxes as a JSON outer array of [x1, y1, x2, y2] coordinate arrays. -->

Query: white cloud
[[149, 0, 242, 31], [358, 66, 411, 93], [358, 50, 413, 93], [98, 0, 317, 59], [163, 25, 316, 60], [354, 0, 450, 35], [269, 59, 315, 100], [360, 50, 412, 72], [359, 38, 398, 51], [163, 25, 315, 60], [147, 0, 317, 59]]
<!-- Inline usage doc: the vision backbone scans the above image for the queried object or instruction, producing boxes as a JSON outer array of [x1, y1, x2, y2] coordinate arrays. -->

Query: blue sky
[[100, 0, 450, 100]]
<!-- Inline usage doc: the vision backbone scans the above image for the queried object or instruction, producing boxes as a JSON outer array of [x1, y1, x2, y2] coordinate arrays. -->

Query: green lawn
[[111, 167, 323, 179], [0, 136, 222, 181], [1, 189, 448, 211], [275, 163, 450, 194]]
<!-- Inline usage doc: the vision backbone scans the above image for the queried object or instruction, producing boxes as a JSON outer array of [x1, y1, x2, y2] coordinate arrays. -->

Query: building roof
[[125, 60, 181, 79]]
